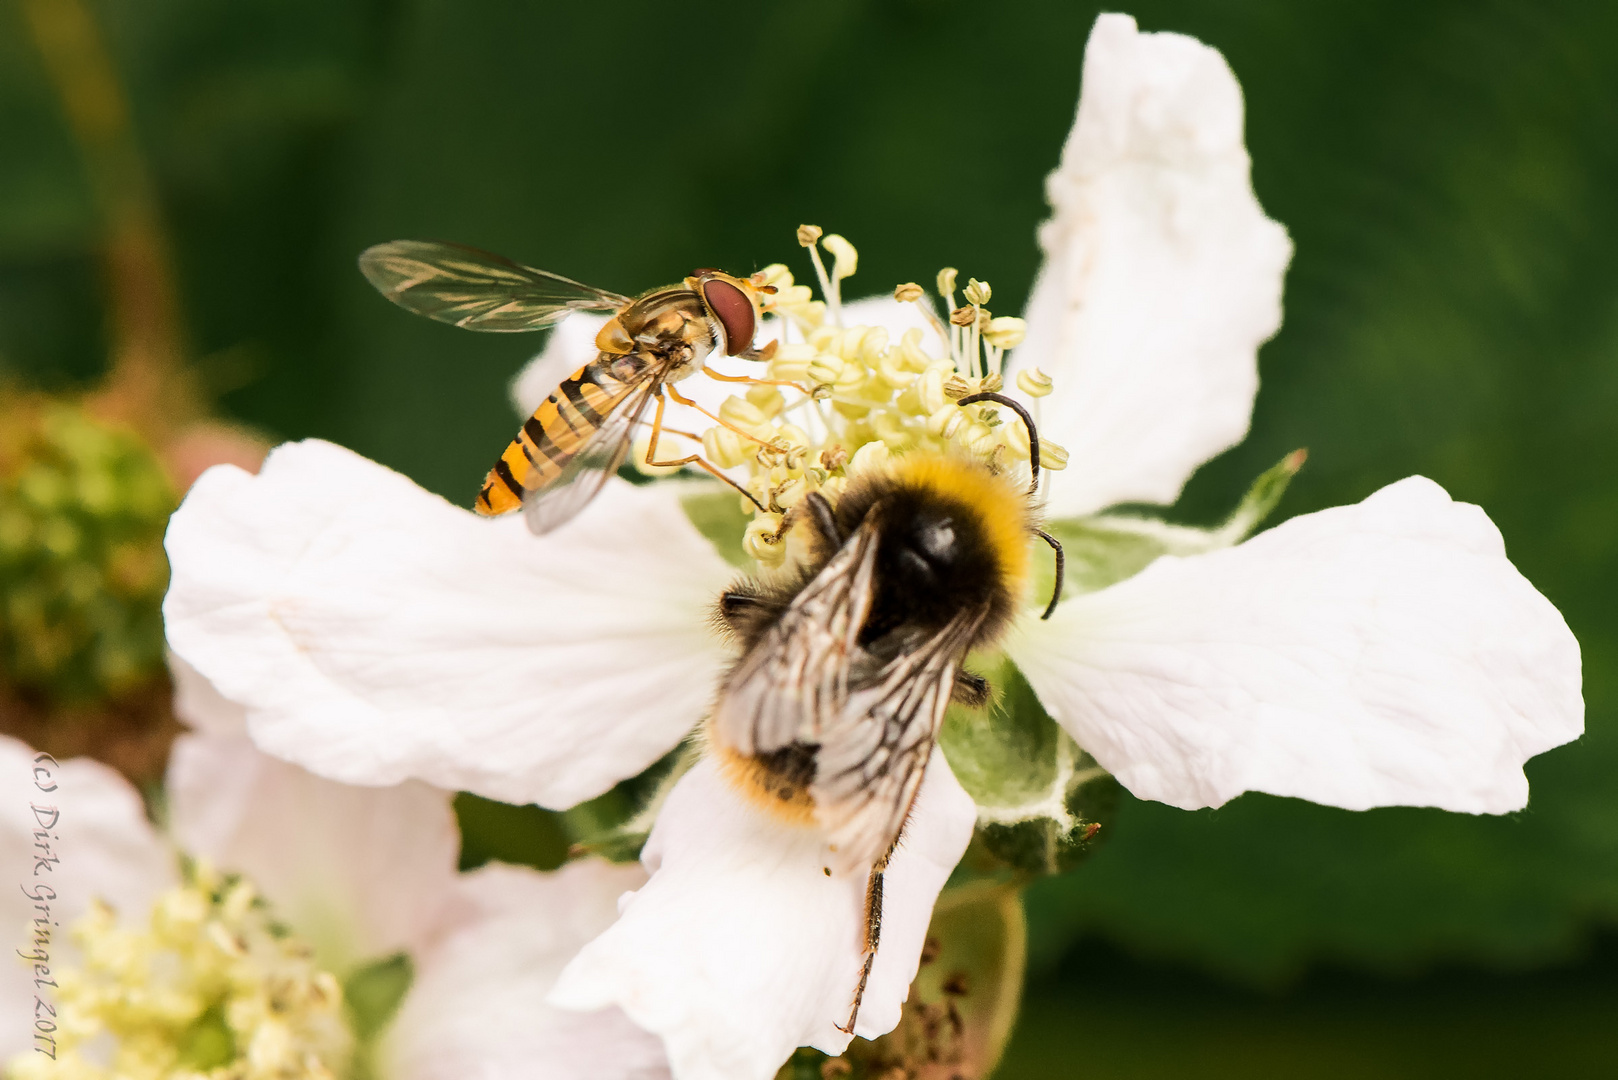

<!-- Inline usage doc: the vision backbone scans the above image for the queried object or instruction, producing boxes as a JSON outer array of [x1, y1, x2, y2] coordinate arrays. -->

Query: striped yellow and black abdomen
[[475, 355, 637, 515]]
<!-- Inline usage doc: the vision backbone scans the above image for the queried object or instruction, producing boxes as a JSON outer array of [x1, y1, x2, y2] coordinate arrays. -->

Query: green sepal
[[345, 952, 414, 1080], [344, 952, 413, 1042], [177, 1004, 236, 1071], [940, 655, 1119, 877], [1221, 448, 1308, 541], [1043, 449, 1306, 597]]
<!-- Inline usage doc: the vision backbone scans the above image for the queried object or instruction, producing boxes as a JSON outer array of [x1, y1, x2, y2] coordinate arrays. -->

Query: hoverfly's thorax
[[594, 316, 636, 356], [620, 288, 717, 380]]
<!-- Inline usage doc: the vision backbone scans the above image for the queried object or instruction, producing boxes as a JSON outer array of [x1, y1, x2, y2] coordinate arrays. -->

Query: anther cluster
[[677, 230, 1065, 568], [10, 863, 352, 1080]]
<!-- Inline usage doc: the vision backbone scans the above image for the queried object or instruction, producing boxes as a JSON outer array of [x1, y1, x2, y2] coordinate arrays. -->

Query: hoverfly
[[710, 393, 1064, 1034], [358, 239, 778, 533]]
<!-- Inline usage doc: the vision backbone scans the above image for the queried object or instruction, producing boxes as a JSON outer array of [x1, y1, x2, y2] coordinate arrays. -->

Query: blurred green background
[[4, 0, 1616, 1075]]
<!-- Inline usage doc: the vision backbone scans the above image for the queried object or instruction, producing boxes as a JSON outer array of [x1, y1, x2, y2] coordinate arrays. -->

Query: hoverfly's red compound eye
[[701, 277, 755, 357]]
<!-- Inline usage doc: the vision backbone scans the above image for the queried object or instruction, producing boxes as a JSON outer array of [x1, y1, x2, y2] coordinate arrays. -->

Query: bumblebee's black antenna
[[956, 391, 1040, 494], [1032, 529, 1064, 619], [955, 390, 1064, 620]]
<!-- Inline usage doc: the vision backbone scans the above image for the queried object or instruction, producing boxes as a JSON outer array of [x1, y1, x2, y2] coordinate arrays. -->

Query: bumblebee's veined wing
[[714, 520, 880, 758], [812, 606, 985, 871], [359, 239, 631, 332], [713, 521, 988, 870]]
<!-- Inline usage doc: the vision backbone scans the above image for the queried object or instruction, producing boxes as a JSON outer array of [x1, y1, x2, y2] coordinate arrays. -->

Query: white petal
[[840, 295, 939, 343], [1010, 13, 1293, 516], [166, 729, 460, 970], [164, 439, 734, 807], [0, 737, 175, 1058], [387, 860, 669, 1080], [549, 751, 976, 1080], [169, 652, 248, 736], [1010, 477, 1584, 812]]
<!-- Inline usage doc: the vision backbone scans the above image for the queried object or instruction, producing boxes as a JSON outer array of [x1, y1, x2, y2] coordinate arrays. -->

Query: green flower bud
[[0, 398, 176, 704]]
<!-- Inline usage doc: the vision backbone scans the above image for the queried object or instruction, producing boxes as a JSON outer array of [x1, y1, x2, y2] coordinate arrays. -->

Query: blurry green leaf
[[452, 792, 568, 872], [561, 742, 693, 864], [681, 487, 754, 570]]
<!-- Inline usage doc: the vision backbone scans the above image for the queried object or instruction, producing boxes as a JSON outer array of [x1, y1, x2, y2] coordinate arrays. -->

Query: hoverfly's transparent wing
[[713, 521, 987, 871], [519, 370, 661, 535], [359, 239, 631, 332]]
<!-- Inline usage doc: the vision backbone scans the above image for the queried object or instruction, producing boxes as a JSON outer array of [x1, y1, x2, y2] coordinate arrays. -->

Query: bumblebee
[[358, 239, 779, 534], [709, 393, 1063, 1033]]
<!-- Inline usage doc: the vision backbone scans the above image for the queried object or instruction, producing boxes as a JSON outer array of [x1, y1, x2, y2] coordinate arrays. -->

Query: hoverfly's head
[[689, 269, 775, 358]]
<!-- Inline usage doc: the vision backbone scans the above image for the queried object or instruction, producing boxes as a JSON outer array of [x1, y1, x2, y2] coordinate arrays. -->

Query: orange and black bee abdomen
[[475, 357, 635, 515]]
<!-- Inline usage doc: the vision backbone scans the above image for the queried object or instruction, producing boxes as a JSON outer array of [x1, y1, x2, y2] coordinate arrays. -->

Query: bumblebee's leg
[[717, 588, 770, 626], [952, 669, 991, 708], [801, 490, 843, 549], [838, 841, 895, 1036]]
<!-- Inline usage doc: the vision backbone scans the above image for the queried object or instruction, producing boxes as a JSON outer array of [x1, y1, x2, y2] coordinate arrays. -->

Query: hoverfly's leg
[[642, 406, 766, 514], [838, 840, 897, 1036], [651, 453, 766, 513], [636, 420, 703, 442], [702, 356, 802, 399], [642, 387, 766, 512], [642, 386, 675, 468], [701, 364, 808, 394], [643, 388, 703, 469], [664, 384, 779, 450]]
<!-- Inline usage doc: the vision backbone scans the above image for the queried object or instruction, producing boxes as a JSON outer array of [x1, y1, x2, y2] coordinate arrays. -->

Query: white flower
[[160, 12, 1582, 1080], [0, 665, 667, 1080]]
